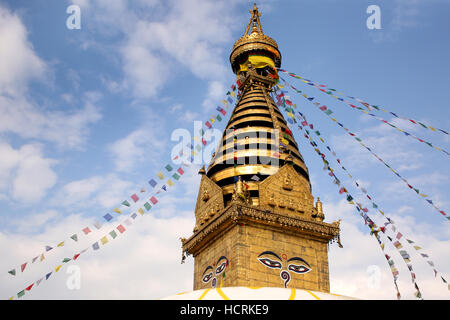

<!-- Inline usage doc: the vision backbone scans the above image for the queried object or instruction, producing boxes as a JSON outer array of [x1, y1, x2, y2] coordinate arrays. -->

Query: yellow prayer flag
[[113, 208, 122, 214], [55, 265, 62, 272], [157, 172, 165, 180], [230, 91, 236, 98], [101, 236, 108, 245], [57, 241, 64, 247], [429, 126, 436, 131], [167, 179, 174, 187], [40, 254, 45, 261], [138, 208, 145, 215]]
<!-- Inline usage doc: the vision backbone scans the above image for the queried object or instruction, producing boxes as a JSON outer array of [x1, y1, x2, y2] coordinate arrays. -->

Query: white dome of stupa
[[161, 286, 357, 300]]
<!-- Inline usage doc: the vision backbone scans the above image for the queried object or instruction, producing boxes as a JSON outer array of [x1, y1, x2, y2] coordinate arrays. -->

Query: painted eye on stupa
[[202, 266, 214, 283], [202, 272, 213, 283], [215, 256, 229, 275], [257, 251, 283, 269], [287, 257, 311, 274], [258, 258, 282, 269], [288, 264, 311, 274]]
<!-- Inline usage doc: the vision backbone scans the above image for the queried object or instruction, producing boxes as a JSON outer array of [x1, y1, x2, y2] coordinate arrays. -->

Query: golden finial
[[230, 3, 281, 74]]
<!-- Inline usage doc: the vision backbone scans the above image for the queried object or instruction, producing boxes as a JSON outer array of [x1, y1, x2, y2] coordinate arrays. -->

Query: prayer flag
[[17, 290, 25, 298], [172, 173, 180, 180], [109, 230, 117, 239], [70, 234, 78, 242], [45, 246, 53, 252], [62, 258, 71, 263], [138, 208, 145, 215], [45, 272, 52, 280], [149, 179, 157, 188], [150, 196, 158, 205], [103, 213, 113, 222], [101, 236, 108, 245], [131, 194, 139, 202], [113, 208, 122, 214], [93, 221, 102, 229], [167, 179, 174, 187], [157, 172, 165, 180], [92, 242, 99, 250], [8, 269, 16, 276], [26, 284, 34, 291], [165, 164, 173, 172], [121, 200, 131, 207], [21, 263, 27, 272], [117, 225, 126, 234], [144, 202, 151, 211], [57, 241, 64, 247]]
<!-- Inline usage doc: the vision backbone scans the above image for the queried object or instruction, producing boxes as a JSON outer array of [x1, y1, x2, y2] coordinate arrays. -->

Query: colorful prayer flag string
[[292, 108, 449, 292], [279, 75, 449, 157], [284, 106, 421, 299], [6, 84, 236, 279], [277, 76, 449, 222], [278, 69, 449, 136], [293, 119, 406, 299]]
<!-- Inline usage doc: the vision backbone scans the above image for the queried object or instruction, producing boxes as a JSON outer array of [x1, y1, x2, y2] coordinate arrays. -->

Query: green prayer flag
[[122, 200, 131, 207], [165, 164, 173, 171], [216, 114, 222, 121], [144, 202, 152, 211], [8, 269, 16, 276], [324, 109, 333, 115], [70, 234, 78, 242], [62, 258, 71, 263], [17, 290, 25, 298], [109, 230, 117, 239], [172, 173, 180, 180]]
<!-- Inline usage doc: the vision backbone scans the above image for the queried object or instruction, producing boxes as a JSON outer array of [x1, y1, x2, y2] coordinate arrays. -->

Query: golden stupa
[[174, 4, 346, 300]]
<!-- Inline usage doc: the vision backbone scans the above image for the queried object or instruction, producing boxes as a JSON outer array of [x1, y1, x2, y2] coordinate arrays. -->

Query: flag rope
[[6, 84, 237, 279], [278, 69, 449, 136], [275, 77, 449, 222]]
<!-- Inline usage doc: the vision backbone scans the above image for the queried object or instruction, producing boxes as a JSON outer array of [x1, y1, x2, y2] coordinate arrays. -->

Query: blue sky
[[0, 0, 449, 300]]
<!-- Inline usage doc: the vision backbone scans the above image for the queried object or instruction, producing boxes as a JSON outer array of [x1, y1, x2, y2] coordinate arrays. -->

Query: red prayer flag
[[150, 196, 158, 205], [117, 224, 126, 234], [82, 227, 91, 235], [25, 284, 34, 291], [131, 194, 139, 202], [205, 121, 212, 128], [21, 263, 27, 272], [73, 253, 81, 260], [177, 167, 184, 175]]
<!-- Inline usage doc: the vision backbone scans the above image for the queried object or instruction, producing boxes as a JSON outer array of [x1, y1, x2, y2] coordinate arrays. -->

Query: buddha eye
[[202, 272, 213, 283], [216, 261, 227, 275], [288, 264, 311, 274], [258, 258, 282, 269]]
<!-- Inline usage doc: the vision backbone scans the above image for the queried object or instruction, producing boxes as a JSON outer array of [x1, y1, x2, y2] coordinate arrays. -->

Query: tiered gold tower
[[181, 4, 341, 293]]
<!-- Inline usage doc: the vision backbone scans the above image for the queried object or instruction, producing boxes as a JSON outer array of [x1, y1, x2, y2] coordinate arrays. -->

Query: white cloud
[[0, 5, 102, 149], [0, 141, 58, 204], [52, 174, 135, 210], [72, 0, 237, 99], [0, 6, 46, 96]]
